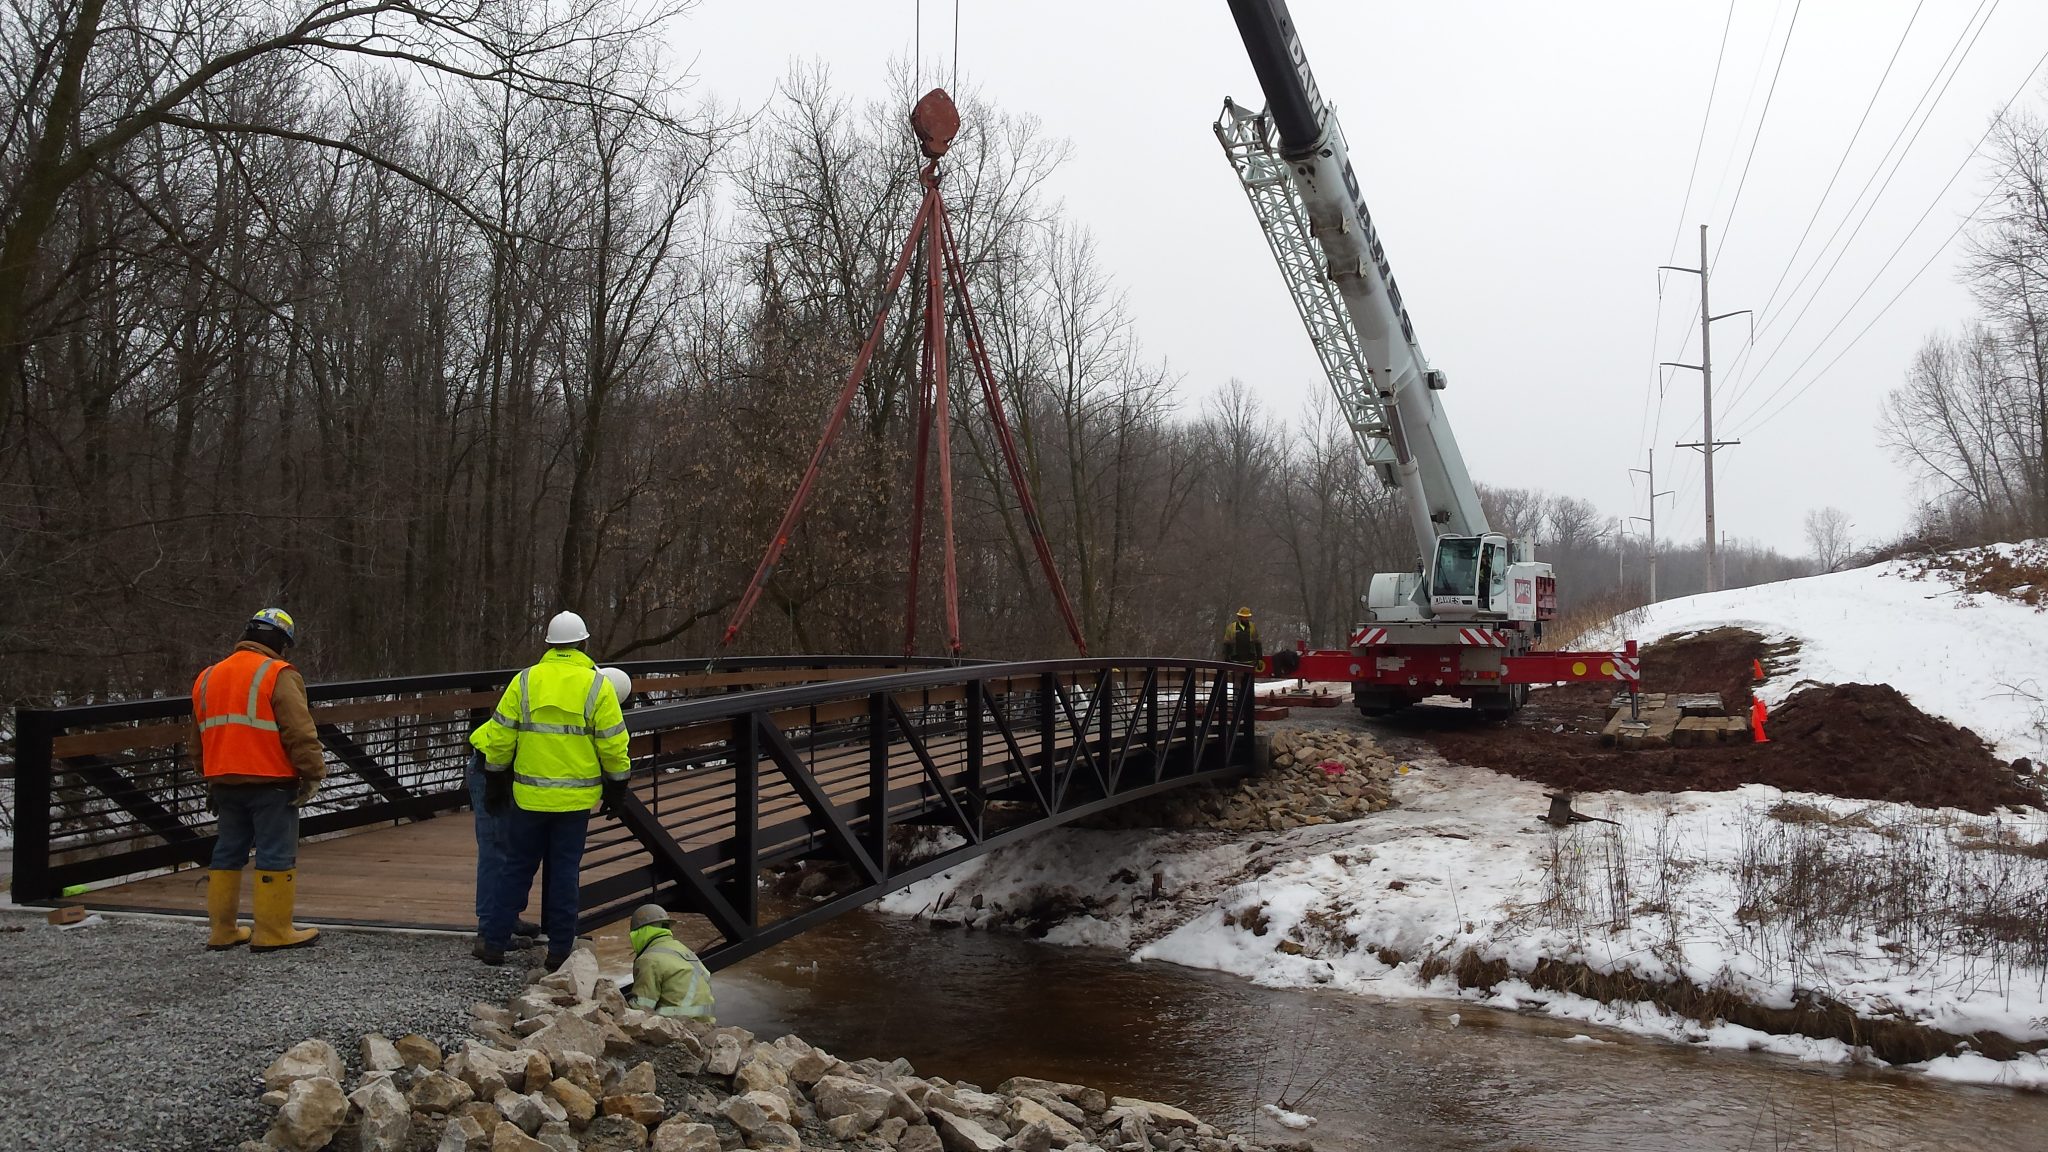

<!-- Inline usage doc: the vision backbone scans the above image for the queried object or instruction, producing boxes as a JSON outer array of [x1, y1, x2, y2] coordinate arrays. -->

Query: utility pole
[[1629, 449, 1674, 603], [1660, 224, 1748, 592]]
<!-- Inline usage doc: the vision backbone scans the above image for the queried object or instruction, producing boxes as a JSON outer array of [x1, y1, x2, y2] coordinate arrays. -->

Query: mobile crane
[[1218, 0, 1637, 717]]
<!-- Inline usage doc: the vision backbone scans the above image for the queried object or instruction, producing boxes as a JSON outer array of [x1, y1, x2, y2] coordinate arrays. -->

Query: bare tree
[[1804, 507, 1854, 572]]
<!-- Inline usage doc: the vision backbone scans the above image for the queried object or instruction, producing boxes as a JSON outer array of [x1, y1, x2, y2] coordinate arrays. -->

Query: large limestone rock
[[396, 1033, 444, 1071], [359, 1033, 405, 1074], [897, 1125, 945, 1152], [558, 948, 601, 1001], [264, 1040, 344, 1092], [931, 1111, 1007, 1152], [744, 1121, 800, 1151], [490, 1123, 550, 1152], [557, 1051, 605, 1101], [1007, 1097, 1084, 1148], [495, 1088, 547, 1134], [543, 1077, 597, 1127], [997, 1079, 1107, 1117], [651, 1119, 720, 1152], [718, 1093, 773, 1134], [704, 1033, 744, 1077], [602, 1093, 667, 1127], [534, 1122, 579, 1152], [616, 1061, 657, 1095], [583, 1115, 651, 1152], [350, 1075, 412, 1152], [1009, 1121, 1056, 1152], [1109, 1097, 1203, 1132], [265, 1076, 349, 1152], [437, 1114, 489, 1152], [732, 1057, 787, 1095], [527, 1012, 609, 1067], [812, 1074, 895, 1134], [592, 977, 629, 1019], [937, 1089, 1010, 1127], [408, 1071, 475, 1115]]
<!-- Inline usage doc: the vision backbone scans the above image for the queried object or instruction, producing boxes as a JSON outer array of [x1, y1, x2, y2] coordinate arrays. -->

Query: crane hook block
[[911, 88, 960, 159]]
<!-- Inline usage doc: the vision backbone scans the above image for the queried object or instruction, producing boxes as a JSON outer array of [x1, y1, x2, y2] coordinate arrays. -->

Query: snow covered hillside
[[878, 544, 2048, 1089], [1586, 543, 2048, 763]]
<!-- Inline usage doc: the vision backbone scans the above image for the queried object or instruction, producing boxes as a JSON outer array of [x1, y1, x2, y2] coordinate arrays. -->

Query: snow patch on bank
[[883, 755, 2048, 1082]]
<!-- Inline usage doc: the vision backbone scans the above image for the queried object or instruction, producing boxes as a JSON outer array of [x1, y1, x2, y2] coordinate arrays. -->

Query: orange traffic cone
[[1752, 658, 1765, 683], [1750, 697, 1769, 743]]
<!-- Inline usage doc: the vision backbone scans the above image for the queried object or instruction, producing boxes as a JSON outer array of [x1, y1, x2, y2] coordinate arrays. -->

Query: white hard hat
[[598, 666, 632, 706], [544, 611, 590, 645]]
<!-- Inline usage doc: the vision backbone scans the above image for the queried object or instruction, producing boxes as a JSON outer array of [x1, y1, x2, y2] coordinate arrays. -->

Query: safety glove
[[600, 778, 628, 819], [483, 768, 512, 814], [294, 776, 321, 807]]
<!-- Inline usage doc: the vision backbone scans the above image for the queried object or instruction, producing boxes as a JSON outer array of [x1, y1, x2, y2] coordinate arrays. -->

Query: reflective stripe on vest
[[501, 655, 618, 811], [193, 650, 296, 779]]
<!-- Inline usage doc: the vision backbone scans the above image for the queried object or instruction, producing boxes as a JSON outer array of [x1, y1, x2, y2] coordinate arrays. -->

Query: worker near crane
[[471, 611, 630, 970], [1221, 607, 1262, 666], [626, 903, 716, 1020], [192, 608, 325, 952]]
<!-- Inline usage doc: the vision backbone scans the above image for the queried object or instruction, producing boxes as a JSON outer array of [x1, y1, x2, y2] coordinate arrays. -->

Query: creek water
[[683, 910, 2047, 1152]]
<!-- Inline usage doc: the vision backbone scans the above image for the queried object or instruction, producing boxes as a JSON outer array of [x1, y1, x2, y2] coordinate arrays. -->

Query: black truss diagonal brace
[[885, 696, 982, 843], [67, 756, 201, 846], [1054, 674, 1111, 804], [753, 715, 885, 886], [609, 789, 752, 944], [976, 683, 1046, 814], [315, 725, 412, 805]]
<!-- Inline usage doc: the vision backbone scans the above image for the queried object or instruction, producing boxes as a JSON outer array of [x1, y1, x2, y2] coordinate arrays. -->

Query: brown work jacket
[[193, 640, 327, 785]]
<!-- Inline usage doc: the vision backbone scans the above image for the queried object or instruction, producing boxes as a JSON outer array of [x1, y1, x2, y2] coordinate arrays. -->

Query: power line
[[1747, 0, 1928, 323], [1721, 0, 1999, 415], [1731, 188, 1993, 437], [1639, 0, 1739, 464], [1713, 0, 1805, 267], [1725, 36, 2048, 435]]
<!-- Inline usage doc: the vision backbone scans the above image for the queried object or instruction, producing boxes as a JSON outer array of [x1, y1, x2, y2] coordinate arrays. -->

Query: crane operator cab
[[1427, 533, 1551, 624]]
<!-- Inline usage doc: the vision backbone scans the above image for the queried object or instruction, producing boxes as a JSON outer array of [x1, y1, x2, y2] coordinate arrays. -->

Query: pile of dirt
[[1424, 628, 2042, 814], [1902, 540, 2048, 609]]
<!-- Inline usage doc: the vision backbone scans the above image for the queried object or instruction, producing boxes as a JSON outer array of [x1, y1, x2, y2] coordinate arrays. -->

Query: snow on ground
[[885, 756, 2048, 1083], [881, 547, 2048, 1082], [1582, 547, 2048, 763]]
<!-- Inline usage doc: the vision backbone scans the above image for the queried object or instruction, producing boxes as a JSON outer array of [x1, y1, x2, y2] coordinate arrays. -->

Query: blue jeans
[[467, 753, 510, 924], [209, 784, 298, 871], [481, 806, 588, 954]]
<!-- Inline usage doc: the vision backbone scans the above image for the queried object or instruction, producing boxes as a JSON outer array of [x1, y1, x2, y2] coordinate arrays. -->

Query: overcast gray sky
[[679, 0, 2048, 556]]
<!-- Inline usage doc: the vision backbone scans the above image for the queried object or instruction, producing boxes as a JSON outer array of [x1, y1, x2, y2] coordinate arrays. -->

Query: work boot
[[249, 868, 320, 952], [472, 937, 505, 966], [204, 869, 251, 950], [517, 919, 544, 939]]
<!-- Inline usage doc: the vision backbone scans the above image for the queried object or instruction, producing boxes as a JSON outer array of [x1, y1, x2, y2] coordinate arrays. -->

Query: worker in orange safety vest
[[191, 608, 327, 952]]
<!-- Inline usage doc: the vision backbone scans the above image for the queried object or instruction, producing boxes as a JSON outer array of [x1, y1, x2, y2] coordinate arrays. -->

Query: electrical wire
[[1746, 0, 1927, 325], [1720, 0, 1998, 415], [1638, 0, 1739, 467], [1723, 26, 2042, 434], [1713, 0, 1805, 268]]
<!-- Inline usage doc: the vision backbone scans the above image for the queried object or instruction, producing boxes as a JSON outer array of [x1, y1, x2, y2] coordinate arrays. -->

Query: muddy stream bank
[[599, 910, 2045, 1152]]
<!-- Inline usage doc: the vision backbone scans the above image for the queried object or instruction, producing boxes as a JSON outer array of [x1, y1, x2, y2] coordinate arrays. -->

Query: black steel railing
[[585, 658, 1258, 969], [7, 656, 968, 902]]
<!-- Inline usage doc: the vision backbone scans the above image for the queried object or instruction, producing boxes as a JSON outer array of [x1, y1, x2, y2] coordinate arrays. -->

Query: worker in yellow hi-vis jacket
[[470, 611, 629, 971]]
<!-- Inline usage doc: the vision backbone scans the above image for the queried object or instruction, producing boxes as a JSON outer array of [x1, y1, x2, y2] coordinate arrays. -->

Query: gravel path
[[0, 909, 523, 1152]]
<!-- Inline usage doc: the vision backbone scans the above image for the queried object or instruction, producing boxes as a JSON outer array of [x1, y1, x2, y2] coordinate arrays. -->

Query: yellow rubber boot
[[205, 869, 251, 950], [250, 869, 319, 952]]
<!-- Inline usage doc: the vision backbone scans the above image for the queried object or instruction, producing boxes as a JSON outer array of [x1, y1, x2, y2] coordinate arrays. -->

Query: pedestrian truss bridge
[[8, 657, 1256, 968]]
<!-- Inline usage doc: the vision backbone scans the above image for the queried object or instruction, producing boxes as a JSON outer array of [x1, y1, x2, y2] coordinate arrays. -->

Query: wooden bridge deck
[[78, 714, 1123, 930]]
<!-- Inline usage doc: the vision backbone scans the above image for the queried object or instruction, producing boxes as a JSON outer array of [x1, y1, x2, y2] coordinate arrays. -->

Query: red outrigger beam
[[1267, 639, 1642, 690]]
